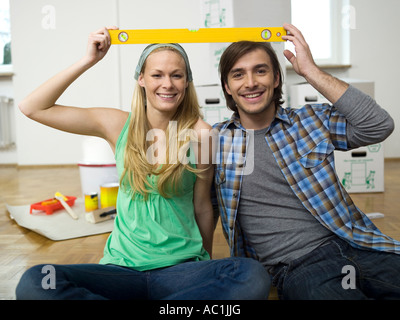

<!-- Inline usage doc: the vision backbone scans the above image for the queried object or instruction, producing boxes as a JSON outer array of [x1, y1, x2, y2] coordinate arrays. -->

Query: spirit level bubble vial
[[118, 31, 129, 42], [109, 27, 286, 45]]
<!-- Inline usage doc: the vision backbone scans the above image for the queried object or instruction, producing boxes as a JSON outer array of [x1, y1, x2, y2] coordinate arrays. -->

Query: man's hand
[[282, 23, 319, 80], [282, 23, 348, 104]]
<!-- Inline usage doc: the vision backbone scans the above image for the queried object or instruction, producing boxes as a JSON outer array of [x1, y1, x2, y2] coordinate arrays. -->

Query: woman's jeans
[[16, 257, 270, 300], [271, 237, 400, 300]]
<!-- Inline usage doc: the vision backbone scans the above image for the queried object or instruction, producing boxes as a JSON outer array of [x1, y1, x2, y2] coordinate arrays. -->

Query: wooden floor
[[1, 160, 399, 300]]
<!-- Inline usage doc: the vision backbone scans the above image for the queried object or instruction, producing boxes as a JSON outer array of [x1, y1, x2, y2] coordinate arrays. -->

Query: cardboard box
[[289, 82, 330, 107], [289, 79, 375, 108], [334, 144, 384, 193], [196, 85, 232, 126]]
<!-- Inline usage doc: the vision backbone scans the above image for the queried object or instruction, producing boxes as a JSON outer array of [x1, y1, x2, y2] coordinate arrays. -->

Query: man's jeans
[[16, 257, 270, 300], [271, 237, 400, 300]]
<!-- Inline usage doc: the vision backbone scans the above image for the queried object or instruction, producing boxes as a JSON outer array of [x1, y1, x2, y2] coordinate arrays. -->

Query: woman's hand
[[19, 25, 123, 135], [83, 26, 118, 66]]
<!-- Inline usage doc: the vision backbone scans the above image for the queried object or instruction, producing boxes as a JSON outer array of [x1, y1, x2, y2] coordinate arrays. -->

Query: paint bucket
[[84, 192, 98, 212], [100, 183, 119, 208]]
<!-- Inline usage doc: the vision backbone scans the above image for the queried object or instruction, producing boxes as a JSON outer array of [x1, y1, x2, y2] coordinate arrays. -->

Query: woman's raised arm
[[18, 26, 126, 146]]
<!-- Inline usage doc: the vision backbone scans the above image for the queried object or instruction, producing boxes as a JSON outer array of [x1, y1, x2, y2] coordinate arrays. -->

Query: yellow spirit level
[[110, 27, 286, 45]]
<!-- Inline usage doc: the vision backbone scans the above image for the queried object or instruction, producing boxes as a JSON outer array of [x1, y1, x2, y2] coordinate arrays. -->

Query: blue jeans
[[271, 237, 400, 300], [16, 257, 270, 300]]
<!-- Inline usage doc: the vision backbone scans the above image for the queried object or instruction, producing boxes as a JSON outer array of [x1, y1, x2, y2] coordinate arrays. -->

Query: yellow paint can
[[84, 192, 98, 212], [100, 183, 119, 208]]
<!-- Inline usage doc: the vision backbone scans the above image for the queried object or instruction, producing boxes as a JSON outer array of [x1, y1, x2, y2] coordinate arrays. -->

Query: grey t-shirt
[[238, 127, 334, 271], [237, 85, 394, 272]]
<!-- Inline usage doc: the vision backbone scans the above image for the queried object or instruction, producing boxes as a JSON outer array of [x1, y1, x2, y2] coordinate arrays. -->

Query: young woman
[[15, 27, 270, 300]]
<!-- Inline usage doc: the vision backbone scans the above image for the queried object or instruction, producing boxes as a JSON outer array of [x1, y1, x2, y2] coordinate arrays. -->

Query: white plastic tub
[[78, 163, 119, 197], [79, 136, 119, 197]]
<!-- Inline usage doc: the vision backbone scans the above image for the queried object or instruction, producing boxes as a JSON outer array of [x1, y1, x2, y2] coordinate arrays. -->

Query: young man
[[213, 23, 400, 299]]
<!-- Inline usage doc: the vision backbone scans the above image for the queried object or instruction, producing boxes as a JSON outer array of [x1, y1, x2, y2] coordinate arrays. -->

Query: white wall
[[0, 75, 15, 163], [7, 0, 290, 165], [10, 0, 120, 165]]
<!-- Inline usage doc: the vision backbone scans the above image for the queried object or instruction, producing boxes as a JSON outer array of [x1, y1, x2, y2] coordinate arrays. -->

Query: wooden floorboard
[[0, 160, 399, 300]]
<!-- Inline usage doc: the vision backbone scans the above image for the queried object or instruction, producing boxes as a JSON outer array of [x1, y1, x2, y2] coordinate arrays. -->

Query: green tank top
[[99, 114, 210, 271]]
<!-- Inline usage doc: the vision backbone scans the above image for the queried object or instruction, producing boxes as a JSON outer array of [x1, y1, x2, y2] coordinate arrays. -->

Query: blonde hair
[[121, 47, 204, 199]]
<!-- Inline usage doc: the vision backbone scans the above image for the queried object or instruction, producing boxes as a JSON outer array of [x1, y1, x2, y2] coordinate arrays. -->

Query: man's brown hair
[[219, 41, 284, 113]]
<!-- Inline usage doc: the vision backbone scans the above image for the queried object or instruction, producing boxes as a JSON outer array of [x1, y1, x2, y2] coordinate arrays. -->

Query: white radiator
[[0, 96, 15, 150]]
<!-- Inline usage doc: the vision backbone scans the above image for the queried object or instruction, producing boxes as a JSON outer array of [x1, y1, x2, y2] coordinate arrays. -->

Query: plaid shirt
[[213, 104, 400, 258]]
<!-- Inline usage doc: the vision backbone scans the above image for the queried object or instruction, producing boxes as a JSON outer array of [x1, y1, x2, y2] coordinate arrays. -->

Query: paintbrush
[[55, 192, 78, 220]]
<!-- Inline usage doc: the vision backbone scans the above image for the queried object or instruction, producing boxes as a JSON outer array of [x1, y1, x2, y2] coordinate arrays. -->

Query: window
[[0, 0, 11, 74], [287, 0, 350, 66]]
